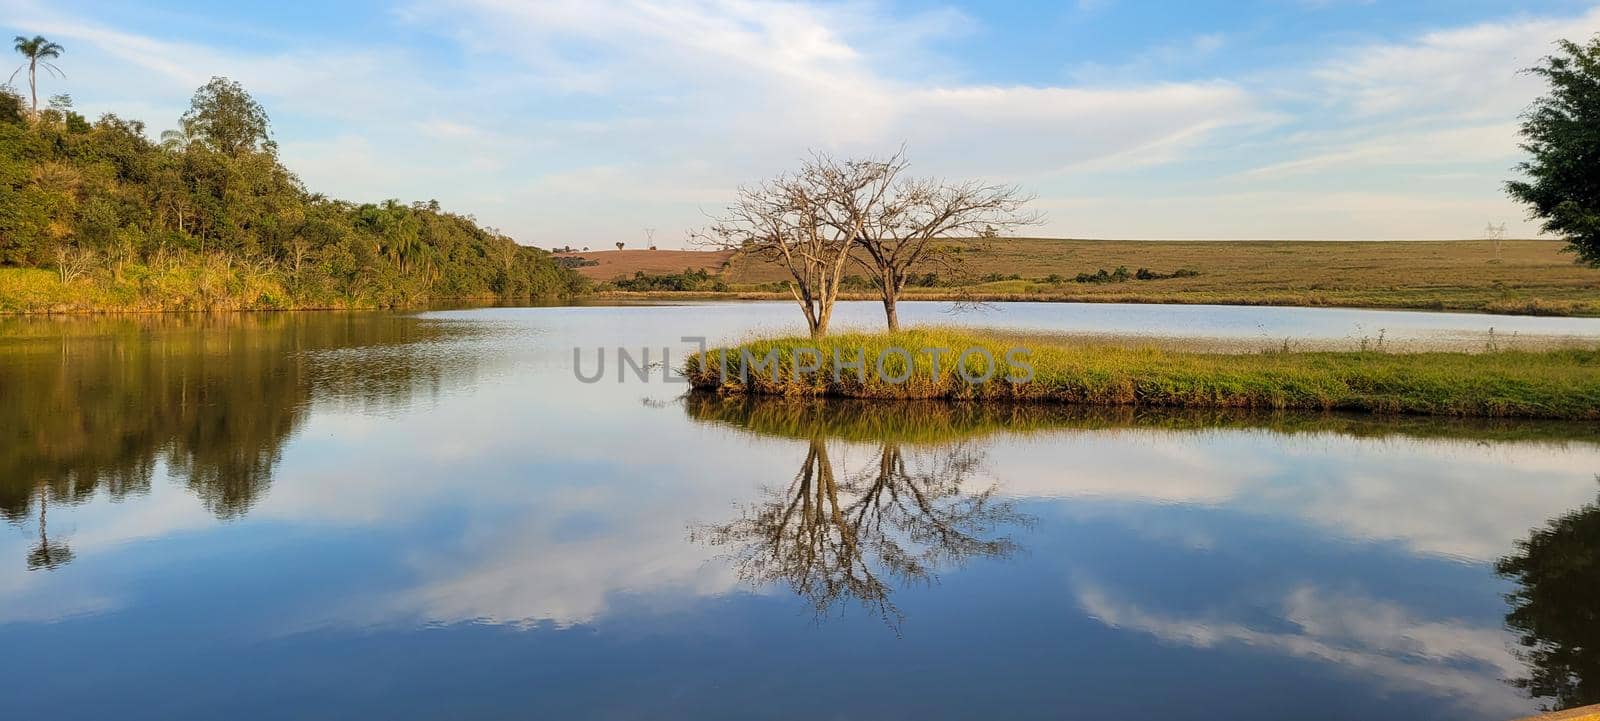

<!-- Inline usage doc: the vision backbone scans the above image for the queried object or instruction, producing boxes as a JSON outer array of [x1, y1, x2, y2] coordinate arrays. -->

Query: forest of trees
[[0, 71, 584, 311]]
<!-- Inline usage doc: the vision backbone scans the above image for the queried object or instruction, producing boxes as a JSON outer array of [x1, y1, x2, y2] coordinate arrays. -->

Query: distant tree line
[[1, 44, 583, 309], [606, 267, 727, 292]]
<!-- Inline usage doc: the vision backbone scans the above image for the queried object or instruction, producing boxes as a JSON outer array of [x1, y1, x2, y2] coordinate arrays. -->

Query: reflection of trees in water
[[687, 394, 1026, 629], [1497, 477, 1600, 712], [0, 313, 481, 566]]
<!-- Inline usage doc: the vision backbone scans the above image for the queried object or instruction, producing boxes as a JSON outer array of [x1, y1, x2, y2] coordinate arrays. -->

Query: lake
[[4, 301, 1600, 720]]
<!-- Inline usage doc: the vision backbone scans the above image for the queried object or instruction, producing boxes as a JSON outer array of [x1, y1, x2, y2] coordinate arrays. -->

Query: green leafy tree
[[180, 77, 274, 158], [9, 35, 63, 114], [1508, 35, 1600, 266]]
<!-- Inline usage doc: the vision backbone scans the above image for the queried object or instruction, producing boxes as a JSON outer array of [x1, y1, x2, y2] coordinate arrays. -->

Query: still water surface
[[3, 301, 1599, 720]]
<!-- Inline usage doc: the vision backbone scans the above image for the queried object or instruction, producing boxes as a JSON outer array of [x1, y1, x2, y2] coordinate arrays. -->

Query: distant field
[[557, 249, 735, 280], [567, 238, 1600, 316]]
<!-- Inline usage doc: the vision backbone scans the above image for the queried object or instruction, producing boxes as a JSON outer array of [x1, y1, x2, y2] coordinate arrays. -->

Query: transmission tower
[[1484, 222, 1507, 261]]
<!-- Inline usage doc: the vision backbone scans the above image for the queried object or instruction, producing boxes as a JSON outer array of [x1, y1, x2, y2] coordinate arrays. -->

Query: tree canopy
[[180, 76, 273, 157], [0, 77, 584, 308], [1508, 35, 1600, 267]]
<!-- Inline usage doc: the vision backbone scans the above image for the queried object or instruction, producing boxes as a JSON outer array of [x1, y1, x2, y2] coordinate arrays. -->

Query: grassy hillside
[[576, 238, 1600, 316]]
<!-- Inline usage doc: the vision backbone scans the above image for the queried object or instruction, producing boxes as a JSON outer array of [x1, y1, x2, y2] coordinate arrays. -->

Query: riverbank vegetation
[[0, 51, 583, 314], [684, 329, 1600, 420]]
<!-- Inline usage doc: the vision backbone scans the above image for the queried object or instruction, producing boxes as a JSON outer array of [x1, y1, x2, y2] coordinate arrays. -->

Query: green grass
[[683, 328, 1600, 420]]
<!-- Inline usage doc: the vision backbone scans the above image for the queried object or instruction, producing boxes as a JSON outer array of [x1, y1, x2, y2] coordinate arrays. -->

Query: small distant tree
[[55, 244, 95, 283], [1508, 35, 1600, 267], [9, 35, 63, 115], [180, 77, 275, 158], [615, 242, 624, 251]]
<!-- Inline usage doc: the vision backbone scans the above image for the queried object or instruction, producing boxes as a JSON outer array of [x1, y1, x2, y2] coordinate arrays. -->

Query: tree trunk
[[29, 63, 37, 114], [815, 295, 834, 338], [880, 271, 900, 332]]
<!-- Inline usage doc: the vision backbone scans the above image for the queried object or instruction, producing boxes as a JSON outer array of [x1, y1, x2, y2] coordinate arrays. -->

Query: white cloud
[[4, 0, 1594, 243], [1310, 8, 1600, 121], [1217, 5, 1600, 237]]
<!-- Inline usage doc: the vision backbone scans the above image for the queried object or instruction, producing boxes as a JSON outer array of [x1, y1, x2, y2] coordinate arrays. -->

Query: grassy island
[[683, 329, 1600, 420]]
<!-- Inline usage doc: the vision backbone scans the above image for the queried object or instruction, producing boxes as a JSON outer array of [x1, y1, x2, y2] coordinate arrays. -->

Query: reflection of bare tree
[[1497, 477, 1600, 712], [695, 436, 1024, 630]]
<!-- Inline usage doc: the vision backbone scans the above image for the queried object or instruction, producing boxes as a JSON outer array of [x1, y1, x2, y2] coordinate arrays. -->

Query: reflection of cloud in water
[[992, 430, 1600, 561], [259, 416, 1599, 633], [1075, 581, 1527, 717], [385, 522, 739, 628]]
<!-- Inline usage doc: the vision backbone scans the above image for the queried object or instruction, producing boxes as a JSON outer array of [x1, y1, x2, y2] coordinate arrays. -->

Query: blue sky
[[5, 0, 1598, 247]]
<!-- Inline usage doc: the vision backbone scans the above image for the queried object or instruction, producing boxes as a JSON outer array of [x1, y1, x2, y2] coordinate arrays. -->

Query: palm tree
[[160, 127, 195, 152], [10, 35, 64, 114]]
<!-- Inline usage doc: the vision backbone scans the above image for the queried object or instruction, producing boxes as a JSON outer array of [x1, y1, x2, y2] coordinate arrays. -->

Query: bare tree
[[698, 153, 897, 337], [54, 244, 94, 284], [286, 234, 312, 278], [846, 150, 1040, 331]]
